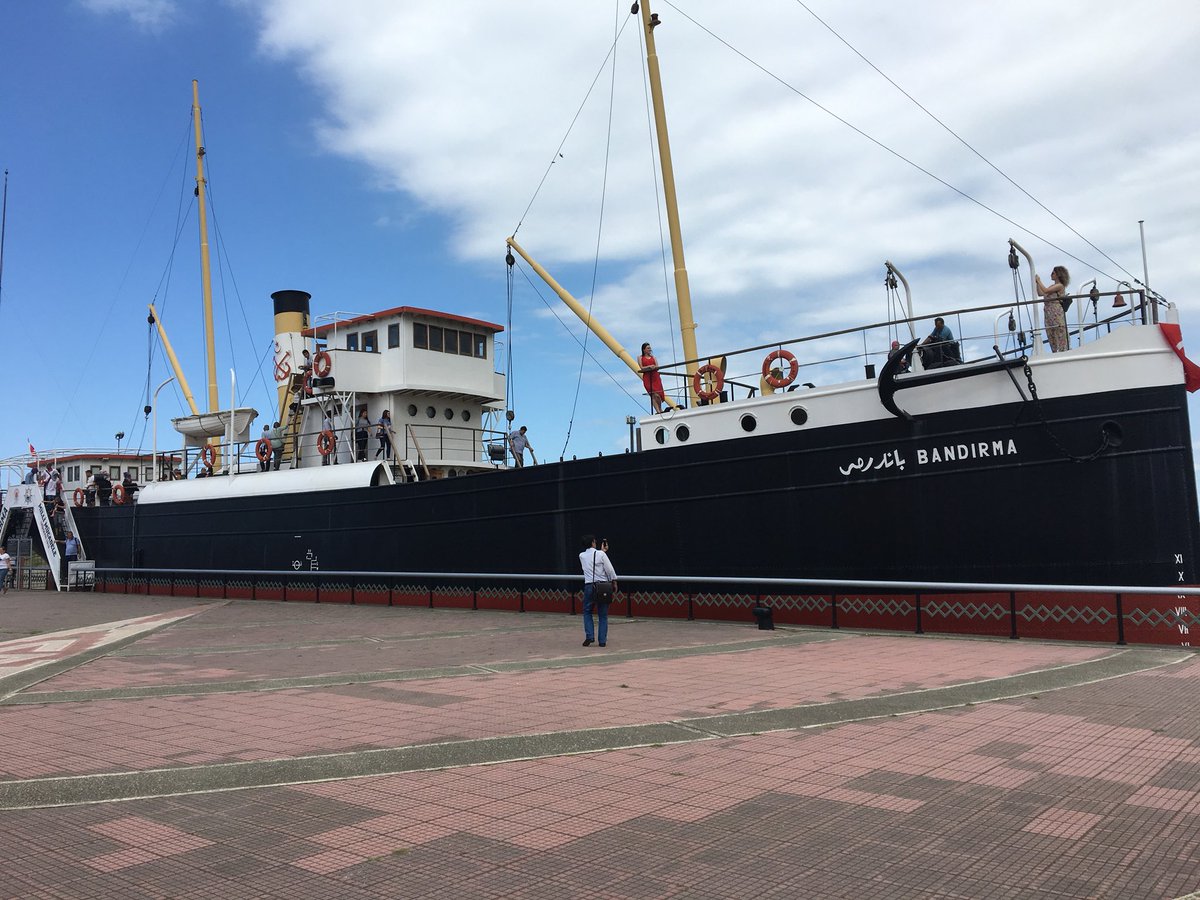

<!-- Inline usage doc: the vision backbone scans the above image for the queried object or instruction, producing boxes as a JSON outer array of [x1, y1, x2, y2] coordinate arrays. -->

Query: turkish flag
[[1160, 324, 1200, 393]]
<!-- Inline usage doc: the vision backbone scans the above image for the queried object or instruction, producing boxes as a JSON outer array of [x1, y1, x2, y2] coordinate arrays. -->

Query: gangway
[[0, 483, 91, 591]]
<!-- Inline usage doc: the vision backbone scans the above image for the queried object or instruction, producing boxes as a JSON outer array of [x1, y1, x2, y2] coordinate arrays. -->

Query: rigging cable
[[511, 13, 635, 237], [505, 245, 515, 427], [0, 169, 8, 320], [790, 0, 1137, 283], [516, 262, 645, 408], [50, 116, 194, 447], [559, 2, 624, 460], [659, 0, 1131, 286]]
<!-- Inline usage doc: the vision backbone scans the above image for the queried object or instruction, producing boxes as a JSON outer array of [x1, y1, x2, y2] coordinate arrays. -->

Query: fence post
[[914, 592, 924, 635], [831, 593, 839, 629], [687, 591, 694, 621], [1115, 593, 1127, 646], [1009, 591, 1018, 639]]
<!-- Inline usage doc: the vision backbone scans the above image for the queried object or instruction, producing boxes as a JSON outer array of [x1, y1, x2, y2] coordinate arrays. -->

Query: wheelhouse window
[[362, 330, 378, 353], [388, 324, 400, 348], [412, 322, 488, 359], [346, 332, 359, 351]]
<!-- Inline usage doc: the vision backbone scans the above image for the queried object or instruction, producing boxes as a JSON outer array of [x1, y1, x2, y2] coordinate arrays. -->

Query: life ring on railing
[[693, 364, 725, 402], [73, 487, 85, 507], [255, 438, 272, 463], [317, 429, 336, 457], [113, 483, 127, 505], [312, 351, 332, 378], [302, 373, 313, 396], [763, 349, 799, 388], [200, 444, 216, 469]]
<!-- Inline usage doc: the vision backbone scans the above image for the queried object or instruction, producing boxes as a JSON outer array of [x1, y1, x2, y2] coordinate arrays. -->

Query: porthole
[[790, 407, 808, 427], [654, 427, 668, 445], [426, 406, 436, 419], [444, 408, 454, 420], [740, 414, 757, 433], [461, 410, 471, 422], [675, 424, 691, 442], [1101, 420, 1124, 448], [407, 404, 418, 417]]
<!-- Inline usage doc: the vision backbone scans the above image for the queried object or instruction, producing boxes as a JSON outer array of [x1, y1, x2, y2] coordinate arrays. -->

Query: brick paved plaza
[[1, 591, 1197, 898]]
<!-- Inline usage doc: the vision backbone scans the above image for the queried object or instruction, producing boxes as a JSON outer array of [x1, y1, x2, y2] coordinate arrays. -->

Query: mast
[[638, 1, 700, 403], [192, 80, 219, 415]]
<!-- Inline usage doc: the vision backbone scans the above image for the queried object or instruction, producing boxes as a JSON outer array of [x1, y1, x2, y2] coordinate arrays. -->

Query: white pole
[[151, 377, 175, 482], [228, 369, 236, 480]]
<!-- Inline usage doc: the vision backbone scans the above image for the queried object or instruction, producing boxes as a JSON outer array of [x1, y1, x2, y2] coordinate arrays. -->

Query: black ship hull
[[72, 382, 1200, 588]]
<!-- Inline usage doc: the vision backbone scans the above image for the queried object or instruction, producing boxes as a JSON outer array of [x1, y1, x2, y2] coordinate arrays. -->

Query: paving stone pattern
[[0, 590, 1197, 898]]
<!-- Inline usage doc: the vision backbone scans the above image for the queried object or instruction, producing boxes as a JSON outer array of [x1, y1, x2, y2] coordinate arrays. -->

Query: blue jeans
[[582, 583, 608, 644]]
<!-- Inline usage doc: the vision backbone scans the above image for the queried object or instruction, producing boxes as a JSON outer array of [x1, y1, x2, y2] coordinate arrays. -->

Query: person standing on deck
[[638, 343, 667, 414], [374, 412, 393, 460], [355, 410, 370, 462], [508, 426, 534, 467], [1036, 265, 1071, 353], [269, 422, 284, 471]]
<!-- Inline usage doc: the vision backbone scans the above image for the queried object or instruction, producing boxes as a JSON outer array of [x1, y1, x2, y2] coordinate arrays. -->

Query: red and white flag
[[28, 439, 36, 459]]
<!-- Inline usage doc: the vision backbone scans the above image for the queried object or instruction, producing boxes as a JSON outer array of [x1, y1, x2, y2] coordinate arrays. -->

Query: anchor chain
[[1022, 360, 1112, 463]]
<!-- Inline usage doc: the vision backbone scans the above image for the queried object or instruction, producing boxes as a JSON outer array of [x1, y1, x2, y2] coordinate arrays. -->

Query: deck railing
[[651, 289, 1160, 407], [86, 566, 1200, 649]]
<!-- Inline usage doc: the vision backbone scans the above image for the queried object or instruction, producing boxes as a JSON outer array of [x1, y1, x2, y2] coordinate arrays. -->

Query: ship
[[8, 2, 1200, 593]]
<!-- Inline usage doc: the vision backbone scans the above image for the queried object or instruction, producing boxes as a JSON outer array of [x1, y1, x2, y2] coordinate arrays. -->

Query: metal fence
[[87, 567, 1200, 649]]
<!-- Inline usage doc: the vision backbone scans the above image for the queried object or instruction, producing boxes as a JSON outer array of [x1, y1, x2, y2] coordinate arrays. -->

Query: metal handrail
[[90, 565, 1198, 597]]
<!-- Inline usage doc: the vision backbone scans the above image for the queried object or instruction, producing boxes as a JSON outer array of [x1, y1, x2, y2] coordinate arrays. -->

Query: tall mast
[[192, 80, 219, 415], [638, 0, 700, 403]]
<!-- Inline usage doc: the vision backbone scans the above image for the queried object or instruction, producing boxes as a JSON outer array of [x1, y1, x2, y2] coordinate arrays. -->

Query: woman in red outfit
[[638, 342, 666, 414]]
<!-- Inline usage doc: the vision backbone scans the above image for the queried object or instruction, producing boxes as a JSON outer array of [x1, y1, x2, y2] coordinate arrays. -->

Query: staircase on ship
[[0, 487, 94, 592]]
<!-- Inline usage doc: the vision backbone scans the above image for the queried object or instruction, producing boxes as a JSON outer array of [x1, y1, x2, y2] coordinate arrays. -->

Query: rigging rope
[[560, 3, 625, 460], [789, 0, 1137, 283], [659, 0, 1135, 286], [516, 262, 644, 408], [511, 13, 635, 238]]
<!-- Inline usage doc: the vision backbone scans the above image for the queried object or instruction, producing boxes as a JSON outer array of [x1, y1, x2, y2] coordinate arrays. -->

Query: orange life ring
[[255, 438, 272, 463], [693, 364, 724, 402], [113, 483, 127, 505], [317, 429, 336, 457], [302, 373, 314, 396], [763, 349, 799, 388], [73, 487, 85, 507], [200, 445, 216, 468], [312, 351, 332, 378]]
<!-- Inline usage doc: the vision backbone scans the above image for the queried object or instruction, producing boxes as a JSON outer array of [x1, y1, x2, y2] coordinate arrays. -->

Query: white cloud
[[245, 0, 1200, 392], [80, 0, 176, 31]]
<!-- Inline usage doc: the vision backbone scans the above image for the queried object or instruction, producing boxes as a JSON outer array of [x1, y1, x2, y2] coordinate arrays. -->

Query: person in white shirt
[[0, 549, 13, 594], [578, 534, 618, 647], [508, 426, 534, 467]]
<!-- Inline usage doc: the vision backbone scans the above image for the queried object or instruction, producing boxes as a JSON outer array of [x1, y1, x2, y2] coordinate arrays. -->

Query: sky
[[2, 0, 1199, 477]]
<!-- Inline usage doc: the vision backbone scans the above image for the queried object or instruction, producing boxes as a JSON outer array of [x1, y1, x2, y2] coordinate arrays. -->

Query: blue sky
[[3, 0, 1199, 476]]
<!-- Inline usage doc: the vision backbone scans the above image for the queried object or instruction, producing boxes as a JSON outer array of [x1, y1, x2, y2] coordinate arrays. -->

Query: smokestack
[[271, 290, 313, 424]]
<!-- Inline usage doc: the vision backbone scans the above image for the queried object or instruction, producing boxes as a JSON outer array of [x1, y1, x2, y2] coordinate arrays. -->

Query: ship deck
[[1, 590, 1198, 898]]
